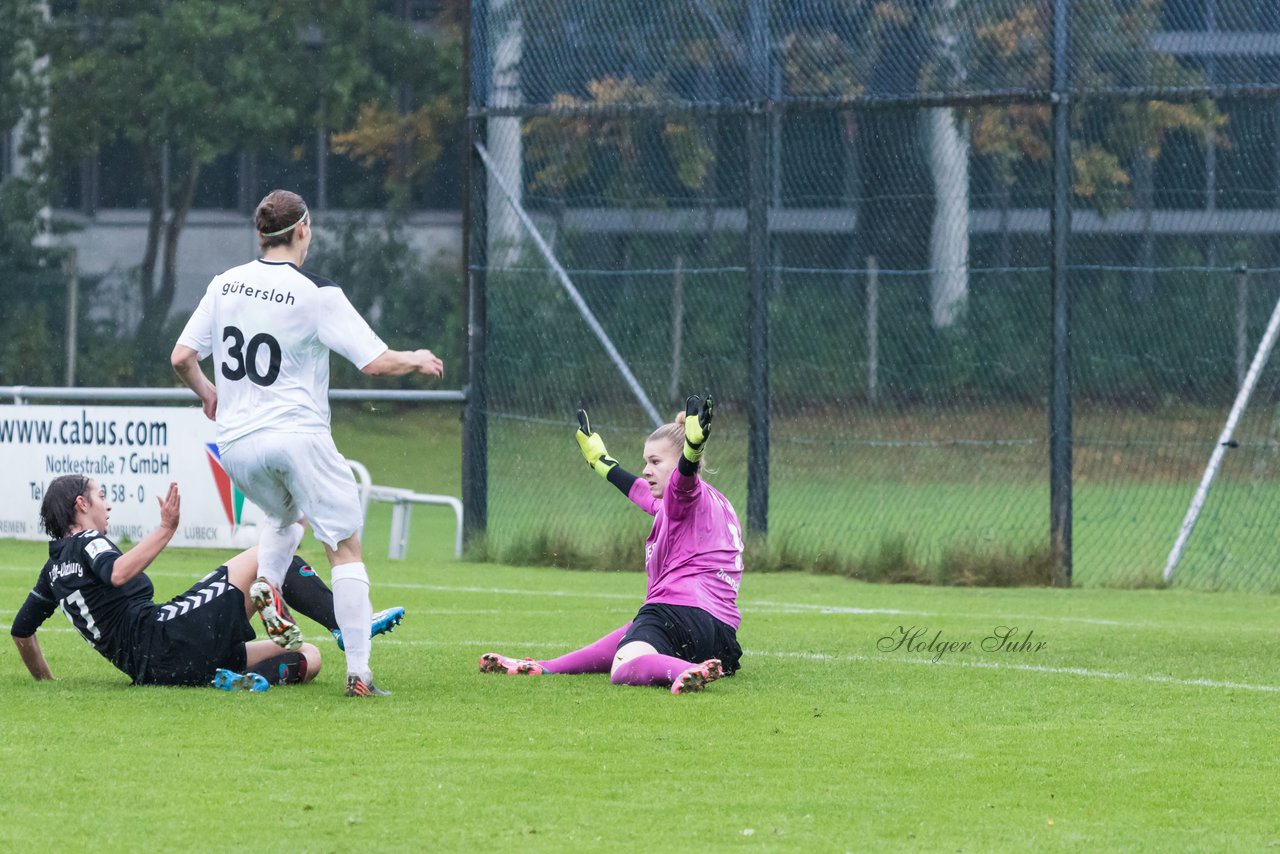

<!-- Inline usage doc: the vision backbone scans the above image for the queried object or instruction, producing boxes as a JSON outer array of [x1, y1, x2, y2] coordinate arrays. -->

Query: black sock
[[281, 555, 338, 632], [248, 651, 309, 685]]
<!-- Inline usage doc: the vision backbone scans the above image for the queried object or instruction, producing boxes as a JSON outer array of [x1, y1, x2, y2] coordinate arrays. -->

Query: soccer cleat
[[211, 668, 270, 692], [249, 577, 303, 650], [332, 606, 406, 651], [671, 659, 724, 695], [478, 653, 544, 675], [345, 673, 392, 697]]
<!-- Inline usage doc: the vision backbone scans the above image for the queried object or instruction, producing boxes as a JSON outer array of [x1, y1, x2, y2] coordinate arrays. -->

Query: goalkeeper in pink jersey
[[479, 394, 743, 695]]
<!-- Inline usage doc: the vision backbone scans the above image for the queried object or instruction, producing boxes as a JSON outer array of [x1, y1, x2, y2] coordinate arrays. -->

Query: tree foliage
[[524, 75, 713, 205], [45, 1, 312, 357], [328, 7, 464, 211], [0, 0, 48, 271], [42, 0, 461, 364]]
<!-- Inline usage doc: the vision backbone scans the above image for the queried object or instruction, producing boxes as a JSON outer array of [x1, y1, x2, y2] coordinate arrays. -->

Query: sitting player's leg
[[220, 543, 302, 650], [281, 555, 404, 650], [607, 604, 726, 693], [479, 623, 632, 676], [609, 641, 699, 686], [213, 640, 321, 691], [243, 639, 321, 684], [282, 554, 338, 632], [228, 550, 402, 651]]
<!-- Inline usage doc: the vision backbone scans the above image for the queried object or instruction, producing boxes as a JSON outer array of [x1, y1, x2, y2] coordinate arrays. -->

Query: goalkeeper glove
[[575, 409, 619, 478], [683, 393, 713, 463]]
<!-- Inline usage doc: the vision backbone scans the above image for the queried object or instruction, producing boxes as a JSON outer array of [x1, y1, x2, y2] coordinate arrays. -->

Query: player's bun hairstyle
[[255, 189, 309, 251], [40, 474, 94, 539], [647, 411, 706, 473]]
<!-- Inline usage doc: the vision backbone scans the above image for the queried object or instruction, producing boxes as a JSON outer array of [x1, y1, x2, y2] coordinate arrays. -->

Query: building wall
[[49, 208, 463, 329]]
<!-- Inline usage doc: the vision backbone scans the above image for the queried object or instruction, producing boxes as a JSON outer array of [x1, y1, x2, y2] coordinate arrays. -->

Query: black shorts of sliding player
[[132, 566, 256, 686], [618, 603, 742, 675]]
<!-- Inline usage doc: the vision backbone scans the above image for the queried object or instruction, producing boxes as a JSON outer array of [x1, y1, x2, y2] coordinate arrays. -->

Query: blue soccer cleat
[[333, 606, 405, 651], [212, 668, 270, 692]]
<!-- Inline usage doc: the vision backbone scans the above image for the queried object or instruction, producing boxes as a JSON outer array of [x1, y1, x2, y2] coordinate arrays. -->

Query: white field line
[[0, 564, 1261, 631], [5, 624, 1277, 694], [354, 639, 1280, 694], [753, 649, 1280, 694]]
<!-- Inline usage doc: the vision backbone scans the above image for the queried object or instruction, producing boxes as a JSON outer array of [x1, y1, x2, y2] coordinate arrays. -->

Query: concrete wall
[[50, 208, 463, 330]]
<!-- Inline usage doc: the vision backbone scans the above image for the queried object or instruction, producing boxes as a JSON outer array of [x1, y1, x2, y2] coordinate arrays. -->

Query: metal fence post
[[746, 0, 771, 538], [462, 0, 489, 549], [1049, 0, 1073, 586]]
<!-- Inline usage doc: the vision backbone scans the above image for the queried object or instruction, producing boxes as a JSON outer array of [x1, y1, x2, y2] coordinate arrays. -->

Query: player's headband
[[260, 209, 309, 237]]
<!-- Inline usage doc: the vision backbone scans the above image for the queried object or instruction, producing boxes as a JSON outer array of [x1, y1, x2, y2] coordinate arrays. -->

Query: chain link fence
[[466, 0, 1280, 591]]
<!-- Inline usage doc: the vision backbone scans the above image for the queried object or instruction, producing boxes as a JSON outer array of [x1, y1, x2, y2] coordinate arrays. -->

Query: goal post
[[1162, 285, 1280, 584]]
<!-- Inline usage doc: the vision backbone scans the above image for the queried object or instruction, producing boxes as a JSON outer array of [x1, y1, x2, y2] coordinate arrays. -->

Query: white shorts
[[220, 431, 362, 549]]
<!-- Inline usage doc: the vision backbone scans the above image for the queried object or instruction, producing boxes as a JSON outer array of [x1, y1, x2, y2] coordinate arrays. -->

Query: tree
[[0, 0, 66, 386], [43, 1, 450, 365], [787, 0, 1223, 329], [45, 1, 310, 359], [0, 0, 47, 271], [327, 6, 464, 212]]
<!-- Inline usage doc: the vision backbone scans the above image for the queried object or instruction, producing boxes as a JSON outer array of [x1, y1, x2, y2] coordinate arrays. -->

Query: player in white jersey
[[170, 189, 444, 697]]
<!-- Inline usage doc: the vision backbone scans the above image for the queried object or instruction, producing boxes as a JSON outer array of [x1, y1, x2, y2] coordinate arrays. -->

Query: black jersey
[[35, 531, 156, 677]]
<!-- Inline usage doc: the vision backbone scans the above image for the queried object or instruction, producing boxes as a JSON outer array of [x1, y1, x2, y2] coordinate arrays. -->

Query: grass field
[[2, 404, 1278, 851], [2, 535, 1278, 851]]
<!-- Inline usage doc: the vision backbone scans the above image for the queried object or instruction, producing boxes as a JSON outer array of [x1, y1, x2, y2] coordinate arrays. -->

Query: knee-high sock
[[258, 522, 305, 588], [610, 653, 694, 687], [537, 623, 631, 674], [248, 651, 309, 685], [281, 555, 337, 632], [332, 562, 373, 676]]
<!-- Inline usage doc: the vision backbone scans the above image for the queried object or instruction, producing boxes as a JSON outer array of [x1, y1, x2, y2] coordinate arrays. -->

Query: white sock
[[332, 562, 373, 677], [258, 522, 305, 588]]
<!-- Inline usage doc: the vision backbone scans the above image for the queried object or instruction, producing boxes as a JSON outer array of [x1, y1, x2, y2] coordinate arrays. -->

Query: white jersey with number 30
[[177, 259, 387, 448]]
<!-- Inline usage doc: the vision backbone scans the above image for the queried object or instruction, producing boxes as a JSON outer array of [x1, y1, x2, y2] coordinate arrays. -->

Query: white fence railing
[[0, 386, 466, 404]]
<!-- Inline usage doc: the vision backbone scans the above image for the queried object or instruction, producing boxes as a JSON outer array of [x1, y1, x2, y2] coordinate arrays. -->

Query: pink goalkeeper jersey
[[626, 468, 744, 629]]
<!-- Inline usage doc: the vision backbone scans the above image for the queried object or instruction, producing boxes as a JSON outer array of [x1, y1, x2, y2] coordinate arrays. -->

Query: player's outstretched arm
[[11, 587, 57, 680], [362, 348, 444, 378], [109, 482, 180, 586], [12, 634, 53, 680], [576, 409, 637, 497], [170, 345, 218, 420]]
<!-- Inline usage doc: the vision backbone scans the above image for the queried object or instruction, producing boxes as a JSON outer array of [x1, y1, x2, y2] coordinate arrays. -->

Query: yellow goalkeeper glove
[[576, 409, 619, 478], [683, 393, 713, 463]]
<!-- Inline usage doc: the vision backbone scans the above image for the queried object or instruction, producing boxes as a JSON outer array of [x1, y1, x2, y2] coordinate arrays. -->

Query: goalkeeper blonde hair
[[648, 411, 707, 473]]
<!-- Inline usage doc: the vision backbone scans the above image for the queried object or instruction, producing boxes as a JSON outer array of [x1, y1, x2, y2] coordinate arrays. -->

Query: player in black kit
[[10, 474, 328, 689]]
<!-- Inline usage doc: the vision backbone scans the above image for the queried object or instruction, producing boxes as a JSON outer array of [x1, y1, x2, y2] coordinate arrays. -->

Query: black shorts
[[133, 567, 256, 686], [619, 603, 742, 675]]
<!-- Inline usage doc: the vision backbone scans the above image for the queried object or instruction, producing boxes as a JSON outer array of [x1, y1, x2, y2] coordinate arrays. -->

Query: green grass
[[474, 408, 1280, 591], [2, 404, 1278, 849], [2, 537, 1278, 851]]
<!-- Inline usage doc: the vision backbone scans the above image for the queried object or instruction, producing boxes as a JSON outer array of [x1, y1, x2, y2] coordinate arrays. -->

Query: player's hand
[[683, 393, 713, 463], [413, 349, 444, 378], [200, 388, 218, 421], [157, 482, 180, 531], [575, 409, 618, 478]]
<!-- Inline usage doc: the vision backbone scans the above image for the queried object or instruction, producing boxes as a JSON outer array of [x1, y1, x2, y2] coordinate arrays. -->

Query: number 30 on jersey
[[221, 326, 281, 387]]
